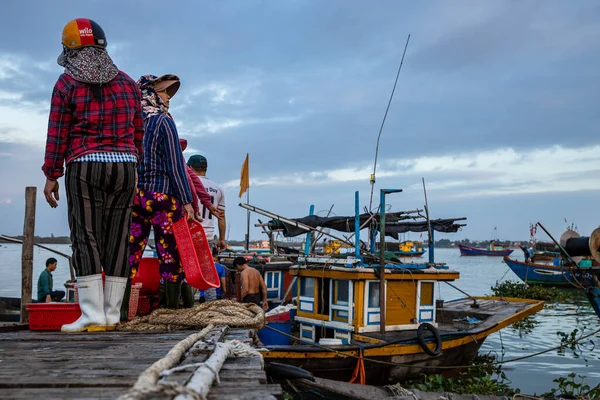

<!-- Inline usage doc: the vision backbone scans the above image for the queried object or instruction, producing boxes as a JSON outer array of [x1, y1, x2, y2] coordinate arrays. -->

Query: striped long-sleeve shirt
[[137, 114, 193, 205]]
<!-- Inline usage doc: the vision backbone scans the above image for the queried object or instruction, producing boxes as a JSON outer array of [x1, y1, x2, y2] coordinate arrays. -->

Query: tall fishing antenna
[[368, 34, 411, 211]]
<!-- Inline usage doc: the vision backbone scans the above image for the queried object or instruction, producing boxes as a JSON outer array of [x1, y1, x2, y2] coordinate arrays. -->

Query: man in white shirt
[[187, 154, 226, 251]]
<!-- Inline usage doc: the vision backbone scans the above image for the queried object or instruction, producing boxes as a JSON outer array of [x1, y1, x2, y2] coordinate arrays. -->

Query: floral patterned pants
[[128, 189, 185, 284]]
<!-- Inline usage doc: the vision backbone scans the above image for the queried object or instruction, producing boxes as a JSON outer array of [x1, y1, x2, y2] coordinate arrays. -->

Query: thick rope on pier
[[119, 333, 265, 400], [119, 324, 214, 400], [117, 299, 265, 331]]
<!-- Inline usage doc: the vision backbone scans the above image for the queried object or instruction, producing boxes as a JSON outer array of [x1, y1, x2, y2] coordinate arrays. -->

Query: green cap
[[187, 155, 207, 169]]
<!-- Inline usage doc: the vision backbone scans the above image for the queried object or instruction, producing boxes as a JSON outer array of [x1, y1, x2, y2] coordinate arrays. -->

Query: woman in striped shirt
[[128, 74, 195, 309]]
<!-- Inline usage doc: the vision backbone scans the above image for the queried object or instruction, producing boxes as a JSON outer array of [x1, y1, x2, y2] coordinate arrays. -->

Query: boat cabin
[[292, 257, 459, 344]]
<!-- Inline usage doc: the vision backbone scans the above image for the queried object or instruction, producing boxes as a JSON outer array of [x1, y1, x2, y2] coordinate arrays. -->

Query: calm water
[[1, 244, 598, 394]]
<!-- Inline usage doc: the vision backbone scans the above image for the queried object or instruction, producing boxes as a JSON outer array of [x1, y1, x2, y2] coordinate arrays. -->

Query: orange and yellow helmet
[[61, 18, 107, 49]]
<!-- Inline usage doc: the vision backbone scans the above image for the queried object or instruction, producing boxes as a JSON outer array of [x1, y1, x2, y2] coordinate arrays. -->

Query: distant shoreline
[[0, 235, 71, 245], [0, 235, 540, 249]]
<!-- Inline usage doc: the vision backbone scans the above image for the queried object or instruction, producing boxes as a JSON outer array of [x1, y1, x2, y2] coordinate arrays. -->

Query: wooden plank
[[0, 331, 194, 341], [0, 377, 137, 388], [219, 369, 266, 383], [1, 388, 128, 399], [20, 187, 36, 324], [207, 385, 282, 400], [220, 357, 263, 370], [296, 376, 390, 400]]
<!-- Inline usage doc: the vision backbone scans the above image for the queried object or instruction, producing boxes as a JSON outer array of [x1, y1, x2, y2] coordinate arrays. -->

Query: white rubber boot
[[61, 274, 107, 332], [103, 276, 128, 330]]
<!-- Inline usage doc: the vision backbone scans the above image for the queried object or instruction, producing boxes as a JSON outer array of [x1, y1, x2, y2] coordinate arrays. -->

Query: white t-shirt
[[199, 176, 225, 240]]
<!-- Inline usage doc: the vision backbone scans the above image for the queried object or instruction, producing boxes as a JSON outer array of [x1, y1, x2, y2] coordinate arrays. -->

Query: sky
[[0, 0, 599, 244]]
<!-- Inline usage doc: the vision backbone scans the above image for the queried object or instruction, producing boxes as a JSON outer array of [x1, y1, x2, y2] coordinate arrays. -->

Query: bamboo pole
[[174, 342, 231, 400], [21, 187, 36, 323]]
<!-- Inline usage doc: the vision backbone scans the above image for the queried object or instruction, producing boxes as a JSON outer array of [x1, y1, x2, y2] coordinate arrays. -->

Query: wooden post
[[21, 187, 36, 324]]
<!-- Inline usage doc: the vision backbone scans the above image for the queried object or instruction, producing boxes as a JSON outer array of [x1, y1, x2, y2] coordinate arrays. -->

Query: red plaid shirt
[[42, 72, 144, 180]]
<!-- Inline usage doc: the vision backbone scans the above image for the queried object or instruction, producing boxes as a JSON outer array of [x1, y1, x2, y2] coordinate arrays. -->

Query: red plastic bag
[[173, 219, 220, 290]]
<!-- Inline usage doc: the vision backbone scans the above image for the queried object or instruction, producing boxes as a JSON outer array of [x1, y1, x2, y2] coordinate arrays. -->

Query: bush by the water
[[490, 280, 581, 302], [404, 354, 518, 396]]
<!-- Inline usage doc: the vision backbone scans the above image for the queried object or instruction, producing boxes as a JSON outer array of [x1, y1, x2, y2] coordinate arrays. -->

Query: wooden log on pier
[[20, 187, 36, 324]]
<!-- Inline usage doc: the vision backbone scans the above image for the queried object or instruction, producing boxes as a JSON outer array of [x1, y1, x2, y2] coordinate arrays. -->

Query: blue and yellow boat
[[241, 192, 543, 384]]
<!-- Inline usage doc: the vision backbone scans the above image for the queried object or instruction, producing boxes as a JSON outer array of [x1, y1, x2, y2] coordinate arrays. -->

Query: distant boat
[[503, 256, 579, 287], [394, 240, 426, 257], [458, 243, 513, 257]]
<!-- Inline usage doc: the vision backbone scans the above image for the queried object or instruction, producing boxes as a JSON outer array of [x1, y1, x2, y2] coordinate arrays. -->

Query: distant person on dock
[[128, 74, 195, 310], [178, 139, 223, 307], [200, 249, 228, 302], [37, 258, 65, 302], [187, 154, 226, 251], [41, 19, 143, 332], [233, 257, 268, 311], [179, 139, 223, 222]]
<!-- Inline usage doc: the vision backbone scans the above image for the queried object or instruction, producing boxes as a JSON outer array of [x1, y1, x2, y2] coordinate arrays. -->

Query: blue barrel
[[257, 322, 292, 345]]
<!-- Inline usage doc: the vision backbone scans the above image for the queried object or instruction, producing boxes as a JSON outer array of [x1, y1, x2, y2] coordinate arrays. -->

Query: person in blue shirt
[[37, 257, 65, 302], [199, 249, 227, 302]]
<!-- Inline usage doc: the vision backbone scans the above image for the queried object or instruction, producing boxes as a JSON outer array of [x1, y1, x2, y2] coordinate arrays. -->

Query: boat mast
[[379, 189, 403, 334], [368, 35, 411, 212]]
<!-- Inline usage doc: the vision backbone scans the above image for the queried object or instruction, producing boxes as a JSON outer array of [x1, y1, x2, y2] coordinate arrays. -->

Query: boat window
[[300, 277, 315, 297], [333, 280, 350, 305], [420, 282, 434, 306], [368, 282, 380, 308], [318, 278, 331, 316]]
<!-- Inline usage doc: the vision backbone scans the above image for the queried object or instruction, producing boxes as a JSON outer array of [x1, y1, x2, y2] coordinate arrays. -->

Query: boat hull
[[503, 256, 593, 287], [264, 340, 483, 384], [459, 244, 513, 256], [263, 297, 543, 385], [587, 287, 600, 319], [394, 251, 426, 258]]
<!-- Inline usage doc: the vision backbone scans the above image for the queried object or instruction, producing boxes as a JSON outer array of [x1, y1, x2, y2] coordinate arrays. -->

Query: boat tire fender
[[417, 322, 442, 356]]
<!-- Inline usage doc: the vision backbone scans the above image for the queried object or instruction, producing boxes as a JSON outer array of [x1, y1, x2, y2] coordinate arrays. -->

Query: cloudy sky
[[0, 0, 599, 244]]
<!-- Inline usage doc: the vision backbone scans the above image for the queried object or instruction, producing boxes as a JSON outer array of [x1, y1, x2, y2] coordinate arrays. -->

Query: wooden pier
[[0, 326, 282, 399]]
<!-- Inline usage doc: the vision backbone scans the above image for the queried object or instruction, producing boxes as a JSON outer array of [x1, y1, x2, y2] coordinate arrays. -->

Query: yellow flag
[[239, 153, 250, 198]]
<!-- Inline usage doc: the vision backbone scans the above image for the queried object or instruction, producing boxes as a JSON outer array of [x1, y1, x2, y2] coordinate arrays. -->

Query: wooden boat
[[240, 194, 541, 384], [0, 297, 20, 322], [502, 256, 589, 287], [458, 243, 513, 257], [261, 262, 542, 384], [395, 241, 426, 257]]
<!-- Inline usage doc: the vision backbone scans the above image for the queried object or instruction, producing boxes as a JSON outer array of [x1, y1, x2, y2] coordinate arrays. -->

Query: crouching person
[[42, 19, 143, 332]]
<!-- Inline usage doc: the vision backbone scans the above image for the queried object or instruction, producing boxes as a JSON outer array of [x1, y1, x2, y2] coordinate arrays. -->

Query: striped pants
[[66, 162, 136, 277]]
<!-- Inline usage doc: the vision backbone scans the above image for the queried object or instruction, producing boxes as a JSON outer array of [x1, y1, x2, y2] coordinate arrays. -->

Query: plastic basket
[[453, 318, 482, 331], [27, 303, 81, 331], [136, 295, 152, 317], [266, 310, 291, 323], [172, 219, 220, 290], [127, 283, 142, 321]]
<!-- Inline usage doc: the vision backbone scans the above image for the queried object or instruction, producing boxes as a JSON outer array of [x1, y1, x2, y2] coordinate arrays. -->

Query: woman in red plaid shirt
[[41, 18, 143, 332]]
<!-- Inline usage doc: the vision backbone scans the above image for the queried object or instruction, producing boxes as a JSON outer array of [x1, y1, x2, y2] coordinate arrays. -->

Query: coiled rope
[[117, 299, 265, 331]]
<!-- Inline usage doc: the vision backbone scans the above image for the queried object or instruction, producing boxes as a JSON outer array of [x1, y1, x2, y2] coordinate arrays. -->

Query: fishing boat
[[503, 256, 586, 287], [458, 242, 513, 257], [240, 193, 543, 384], [395, 240, 426, 257]]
